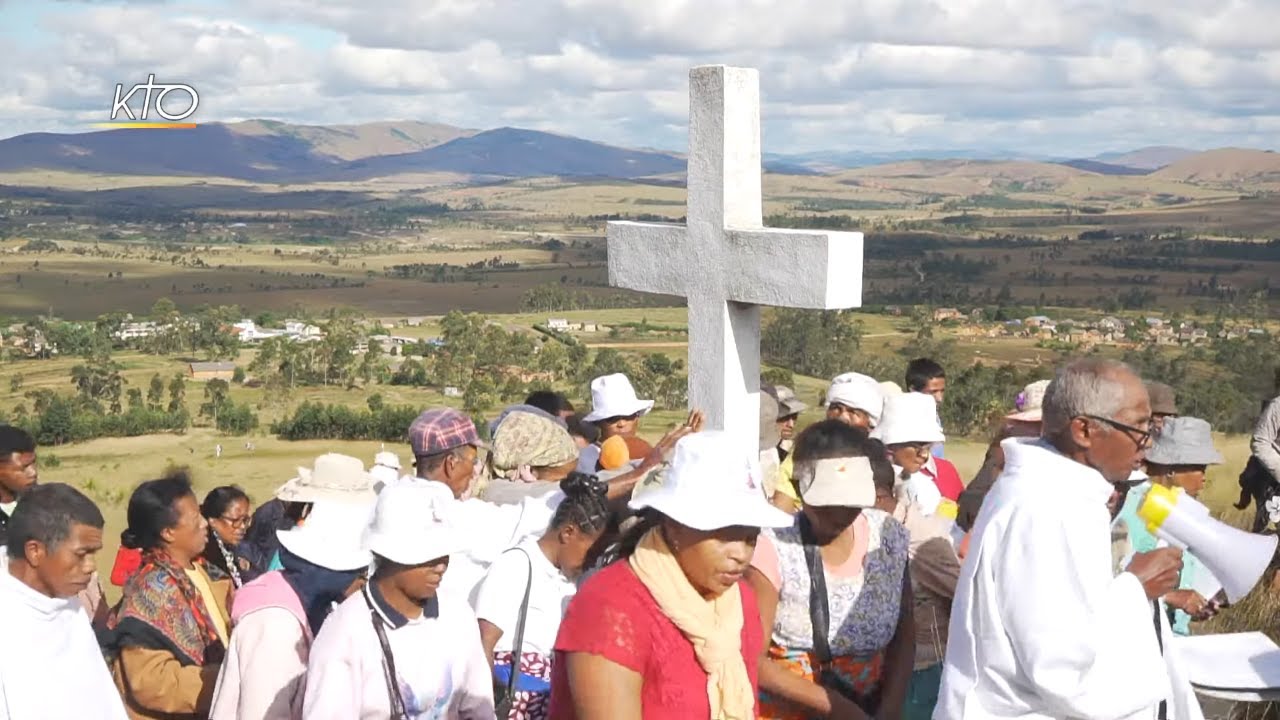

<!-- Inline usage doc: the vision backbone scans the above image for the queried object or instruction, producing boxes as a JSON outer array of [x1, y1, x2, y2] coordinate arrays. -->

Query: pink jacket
[[209, 571, 310, 720]]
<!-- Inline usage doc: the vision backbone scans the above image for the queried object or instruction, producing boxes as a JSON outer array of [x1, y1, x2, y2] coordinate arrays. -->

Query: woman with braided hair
[[474, 471, 612, 719], [199, 485, 258, 588]]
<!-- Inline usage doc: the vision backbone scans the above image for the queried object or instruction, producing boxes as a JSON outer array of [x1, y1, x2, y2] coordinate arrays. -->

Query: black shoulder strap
[[364, 590, 409, 719], [1153, 600, 1168, 720], [504, 548, 535, 700], [798, 514, 834, 668]]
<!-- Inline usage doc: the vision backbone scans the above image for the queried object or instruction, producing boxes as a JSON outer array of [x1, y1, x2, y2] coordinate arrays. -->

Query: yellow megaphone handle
[[1137, 483, 1182, 535]]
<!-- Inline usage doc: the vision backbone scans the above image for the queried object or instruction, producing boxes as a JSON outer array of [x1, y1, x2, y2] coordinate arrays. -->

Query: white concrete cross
[[607, 65, 864, 455]]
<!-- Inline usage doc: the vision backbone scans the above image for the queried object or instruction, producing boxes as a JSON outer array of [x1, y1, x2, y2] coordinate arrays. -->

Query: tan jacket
[[112, 574, 232, 720], [894, 495, 962, 670]]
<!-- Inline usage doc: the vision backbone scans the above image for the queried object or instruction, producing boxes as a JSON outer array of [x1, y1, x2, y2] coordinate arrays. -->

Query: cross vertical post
[[606, 65, 866, 458]]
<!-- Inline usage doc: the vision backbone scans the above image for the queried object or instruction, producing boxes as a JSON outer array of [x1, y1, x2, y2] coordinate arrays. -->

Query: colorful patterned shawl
[[106, 549, 224, 666]]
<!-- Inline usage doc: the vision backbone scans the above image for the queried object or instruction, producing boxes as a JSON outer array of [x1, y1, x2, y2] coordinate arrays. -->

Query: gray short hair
[[1041, 358, 1138, 436]]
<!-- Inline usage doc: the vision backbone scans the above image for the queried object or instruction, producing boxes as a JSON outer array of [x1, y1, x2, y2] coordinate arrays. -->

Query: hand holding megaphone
[[1138, 484, 1280, 604], [1126, 547, 1185, 600]]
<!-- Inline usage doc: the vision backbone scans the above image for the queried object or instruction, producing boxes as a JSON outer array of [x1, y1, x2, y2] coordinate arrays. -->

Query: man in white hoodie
[[936, 358, 1201, 720], [0, 483, 127, 720]]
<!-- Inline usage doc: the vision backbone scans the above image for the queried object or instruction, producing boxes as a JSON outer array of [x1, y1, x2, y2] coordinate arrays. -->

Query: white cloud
[[0, 0, 1276, 156]]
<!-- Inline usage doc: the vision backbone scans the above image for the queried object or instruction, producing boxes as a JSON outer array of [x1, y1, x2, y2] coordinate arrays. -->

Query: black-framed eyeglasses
[[218, 515, 252, 529], [1083, 414, 1153, 449]]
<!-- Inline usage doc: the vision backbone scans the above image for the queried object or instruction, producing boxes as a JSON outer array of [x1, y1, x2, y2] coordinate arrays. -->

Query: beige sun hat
[[275, 453, 377, 505]]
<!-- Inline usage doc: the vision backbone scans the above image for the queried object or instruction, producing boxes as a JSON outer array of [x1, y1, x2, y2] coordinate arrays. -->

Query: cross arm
[[724, 228, 863, 309], [605, 221, 690, 297]]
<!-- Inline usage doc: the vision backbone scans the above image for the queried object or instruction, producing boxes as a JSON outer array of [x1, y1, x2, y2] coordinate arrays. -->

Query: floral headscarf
[[491, 410, 579, 481]]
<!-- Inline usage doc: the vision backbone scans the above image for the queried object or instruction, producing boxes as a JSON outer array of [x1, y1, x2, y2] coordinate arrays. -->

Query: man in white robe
[[0, 483, 127, 720], [936, 359, 1202, 720]]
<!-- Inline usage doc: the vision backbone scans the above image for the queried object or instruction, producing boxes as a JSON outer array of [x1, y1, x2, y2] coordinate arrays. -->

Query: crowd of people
[[0, 357, 1277, 720]]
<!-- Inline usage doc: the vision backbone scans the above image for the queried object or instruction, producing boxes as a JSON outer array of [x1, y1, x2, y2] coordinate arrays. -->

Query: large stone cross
[[607, 65, 864, 454]]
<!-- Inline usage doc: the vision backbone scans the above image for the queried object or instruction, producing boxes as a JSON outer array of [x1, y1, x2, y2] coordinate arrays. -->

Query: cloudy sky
[[1, 0, 1278, 157]]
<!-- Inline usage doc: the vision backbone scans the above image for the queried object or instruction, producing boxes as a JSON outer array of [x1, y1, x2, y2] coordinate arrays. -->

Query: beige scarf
[[628, 527, 755, 720]]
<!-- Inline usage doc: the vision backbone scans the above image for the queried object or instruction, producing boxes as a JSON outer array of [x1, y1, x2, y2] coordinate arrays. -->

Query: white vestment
[[935, 438, 1203, 720], [396, 476, 562, 605], [0, 570, 128, 720]]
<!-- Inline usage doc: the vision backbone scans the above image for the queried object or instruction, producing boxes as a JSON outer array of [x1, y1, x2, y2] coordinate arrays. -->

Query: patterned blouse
[[766, 509, 909, 659]]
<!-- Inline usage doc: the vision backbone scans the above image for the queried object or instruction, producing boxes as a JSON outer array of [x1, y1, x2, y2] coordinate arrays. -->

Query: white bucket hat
[[583, 373, 654, 423], [628, 431, 793, 531], [363, 482, 463, 566], [369, 451, 402, 492], [277, 501, 375, 571], [275, 453, 377, 505], [876, 392, 946, 446], [825, 372, 885, 427]]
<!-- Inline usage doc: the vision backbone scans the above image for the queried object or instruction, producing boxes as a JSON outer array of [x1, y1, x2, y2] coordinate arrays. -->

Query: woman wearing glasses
[[876, 393, 963, 521], [201, 486, 261, 589]]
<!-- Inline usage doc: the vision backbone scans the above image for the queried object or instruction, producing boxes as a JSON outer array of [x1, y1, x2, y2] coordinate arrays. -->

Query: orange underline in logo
[[92, 123, 198, 129]]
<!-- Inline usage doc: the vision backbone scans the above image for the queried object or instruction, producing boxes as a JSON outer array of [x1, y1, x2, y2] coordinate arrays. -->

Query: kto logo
[[97, 75, 199, 129]]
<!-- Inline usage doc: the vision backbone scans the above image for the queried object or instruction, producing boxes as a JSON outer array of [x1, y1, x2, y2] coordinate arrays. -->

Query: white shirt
[[473, 539, 577, 657], [935, 438, 1199, 720], [896, 463, 944, 517], [302, 583, 495, 720], [397, 476, 563, 605], [0, 570, 128, 720]]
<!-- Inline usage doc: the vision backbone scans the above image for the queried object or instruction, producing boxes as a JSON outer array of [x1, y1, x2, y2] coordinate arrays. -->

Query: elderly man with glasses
[[936, 358, 1204, 720]]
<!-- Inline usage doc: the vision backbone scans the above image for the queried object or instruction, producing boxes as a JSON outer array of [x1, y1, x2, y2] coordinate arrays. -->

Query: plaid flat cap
[[409, 408, 484, 457]]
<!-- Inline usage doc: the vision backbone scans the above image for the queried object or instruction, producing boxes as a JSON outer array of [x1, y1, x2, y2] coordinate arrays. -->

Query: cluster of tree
[[762, 309, 865, 380], [521, 284, 596, 312], [248, 316, 387, 403], [12, 302, 242, 362], [384, 259, 518, 283], [1161, 334, 1280, 433], [19, 239, 59, 253], [1159, 238, 1280, 263], [572, 349, 688, 414], [10, 387, 190, 446], [271, 399, 422, 441], [197, 379, 258, 435]]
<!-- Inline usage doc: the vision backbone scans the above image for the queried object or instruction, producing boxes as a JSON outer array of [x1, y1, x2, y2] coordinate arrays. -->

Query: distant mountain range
[[0, 119, 1273, 184]]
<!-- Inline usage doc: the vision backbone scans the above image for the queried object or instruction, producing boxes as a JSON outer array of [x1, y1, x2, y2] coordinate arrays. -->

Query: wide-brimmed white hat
[[363, 482, 463, 566], [583, 373, 654, 423], [825, 372, 885, 427], [628, 431, 793, 531], [275, 453, 377, 505], [1007, 379, 1051, 423], [876, 392, 946, 445], [277, 501, 375, 571]]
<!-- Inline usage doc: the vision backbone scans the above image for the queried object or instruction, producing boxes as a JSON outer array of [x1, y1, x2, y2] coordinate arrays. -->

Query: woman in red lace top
[[548, 431, 794, 720]]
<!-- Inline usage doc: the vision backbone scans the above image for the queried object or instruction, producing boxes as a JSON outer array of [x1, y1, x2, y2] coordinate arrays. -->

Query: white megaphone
[[1138, 484, 1279, 603]]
